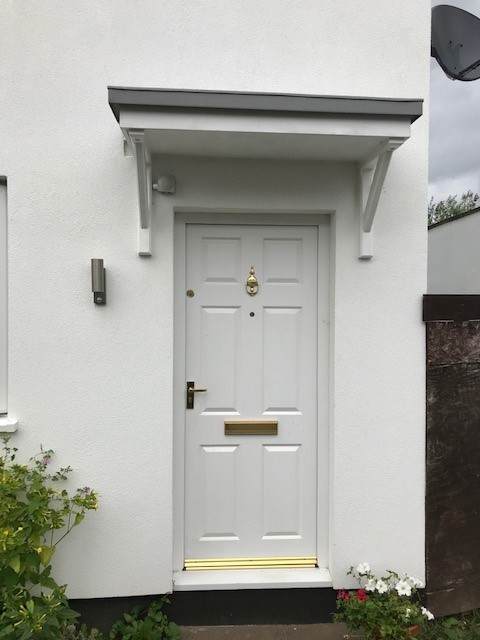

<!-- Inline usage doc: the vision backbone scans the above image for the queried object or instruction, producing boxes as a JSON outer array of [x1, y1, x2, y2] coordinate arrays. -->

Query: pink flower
[[337, 590, 350, 601]]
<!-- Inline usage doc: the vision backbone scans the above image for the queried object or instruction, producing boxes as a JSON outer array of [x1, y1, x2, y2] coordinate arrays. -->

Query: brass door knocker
[[246, 266, 259, 296]]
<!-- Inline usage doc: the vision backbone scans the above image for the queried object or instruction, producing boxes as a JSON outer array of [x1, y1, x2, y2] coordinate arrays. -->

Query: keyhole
[[250, 312, 255, 317]]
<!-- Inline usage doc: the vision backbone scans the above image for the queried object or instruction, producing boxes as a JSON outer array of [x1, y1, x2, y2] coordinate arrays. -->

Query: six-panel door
[[184, 225, 319, 563]]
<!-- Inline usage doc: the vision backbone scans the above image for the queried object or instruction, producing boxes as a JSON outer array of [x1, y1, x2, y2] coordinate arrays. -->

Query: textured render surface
[[0, 1, 429, 598], [429, 213, 480, 293]]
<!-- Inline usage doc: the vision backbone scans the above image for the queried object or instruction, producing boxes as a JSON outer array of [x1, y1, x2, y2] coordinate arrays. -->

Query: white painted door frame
[[173, 211, 330, 588]]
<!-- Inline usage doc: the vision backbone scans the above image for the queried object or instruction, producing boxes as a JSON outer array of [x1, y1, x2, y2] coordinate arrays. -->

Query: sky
[[429, 0, 480, 202]]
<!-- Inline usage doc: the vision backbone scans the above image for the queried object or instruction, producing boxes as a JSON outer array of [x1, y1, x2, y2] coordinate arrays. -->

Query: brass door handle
[[186, 381, 208, 409]]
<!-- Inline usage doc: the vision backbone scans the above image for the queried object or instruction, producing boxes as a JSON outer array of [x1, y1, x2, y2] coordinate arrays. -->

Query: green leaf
[[0, 625, 15, 639], [39, 545, 55, 566], [74, 512, 85, 526], [0, 566, 20, 589], [25, 550, 41, 571], [38, 574, 57, 589], [8, 555, 21, 573]]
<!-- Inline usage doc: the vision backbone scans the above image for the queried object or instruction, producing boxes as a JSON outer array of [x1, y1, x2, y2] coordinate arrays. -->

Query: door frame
[[173, 210, 331, 587]]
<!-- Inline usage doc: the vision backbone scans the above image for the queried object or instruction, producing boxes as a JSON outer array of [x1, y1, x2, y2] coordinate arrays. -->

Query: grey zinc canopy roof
[[108, 86, 422, 123], [107, 87, 423, 166], [107, 86, 423, 259]]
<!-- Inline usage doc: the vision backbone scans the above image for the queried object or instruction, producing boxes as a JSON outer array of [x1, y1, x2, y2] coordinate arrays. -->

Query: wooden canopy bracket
[[127, 129, 152, 256], [122, 126, 409, 260], [358, 137, 406, 260]]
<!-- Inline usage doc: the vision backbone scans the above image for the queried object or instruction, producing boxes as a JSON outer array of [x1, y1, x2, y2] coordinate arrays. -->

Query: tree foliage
[[428, 190, 480, 226]]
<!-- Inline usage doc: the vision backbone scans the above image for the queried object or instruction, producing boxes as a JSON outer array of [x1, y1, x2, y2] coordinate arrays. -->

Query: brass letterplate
[[224, 420, 278, 436]]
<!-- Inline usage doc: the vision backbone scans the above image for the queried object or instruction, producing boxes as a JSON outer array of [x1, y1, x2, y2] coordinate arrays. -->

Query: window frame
[[0, 179, 7, 415]]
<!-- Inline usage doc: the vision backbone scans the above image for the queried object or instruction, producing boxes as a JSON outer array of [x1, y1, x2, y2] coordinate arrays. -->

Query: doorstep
[[173, 568, 332, 591], [179, 624, 348, 639]]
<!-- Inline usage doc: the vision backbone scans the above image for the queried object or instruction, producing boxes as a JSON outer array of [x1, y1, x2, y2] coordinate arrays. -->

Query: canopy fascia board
[[119, 108, 414, 139], [109, 88, 422, 258]]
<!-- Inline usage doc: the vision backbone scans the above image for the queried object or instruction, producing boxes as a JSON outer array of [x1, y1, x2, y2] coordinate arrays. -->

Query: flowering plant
[[334, 563, 434, 640], [0, 437, 99, 639]]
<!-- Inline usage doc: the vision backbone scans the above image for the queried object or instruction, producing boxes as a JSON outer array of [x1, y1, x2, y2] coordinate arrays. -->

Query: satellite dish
[[432, 4, 480, 80]]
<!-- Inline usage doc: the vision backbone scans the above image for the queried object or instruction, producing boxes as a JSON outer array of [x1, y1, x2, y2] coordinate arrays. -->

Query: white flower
[[356, 562, 370, 575], [395, 580, 412, 597], [365, 578, 376, 591], [405, 608, 411, 618], [376, 579, 388, 594], [421, 606, 435, 621], [406, 575, 423, 588]]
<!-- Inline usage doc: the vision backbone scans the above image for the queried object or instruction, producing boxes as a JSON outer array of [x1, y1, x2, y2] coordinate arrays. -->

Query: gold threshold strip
[[184, 556, 317, 571]]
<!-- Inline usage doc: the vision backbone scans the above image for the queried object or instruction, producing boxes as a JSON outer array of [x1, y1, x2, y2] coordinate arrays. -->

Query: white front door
[[183, 223, 324, 568]]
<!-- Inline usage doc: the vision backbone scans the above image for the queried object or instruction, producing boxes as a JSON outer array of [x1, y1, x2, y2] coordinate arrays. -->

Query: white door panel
[[184, 224, 320, 563]]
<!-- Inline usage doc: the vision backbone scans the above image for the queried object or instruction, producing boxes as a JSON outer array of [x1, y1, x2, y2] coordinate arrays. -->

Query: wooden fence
[[424, 295, 480, 615]]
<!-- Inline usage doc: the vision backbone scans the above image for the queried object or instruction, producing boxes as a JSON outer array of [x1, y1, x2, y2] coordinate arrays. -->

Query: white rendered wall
[[428, 214, 480, 293], [0, 1, 429, 597]]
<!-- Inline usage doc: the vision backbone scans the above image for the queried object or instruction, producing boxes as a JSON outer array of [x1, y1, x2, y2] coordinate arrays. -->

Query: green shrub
[[0, 437, 98, 639], [419, 610, 480, 640], [109, 600, 180, 640], [62, 623, 105, 639]]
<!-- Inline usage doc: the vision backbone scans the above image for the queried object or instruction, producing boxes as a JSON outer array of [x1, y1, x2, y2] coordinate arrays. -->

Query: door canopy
[[108, 87, 422, 258]]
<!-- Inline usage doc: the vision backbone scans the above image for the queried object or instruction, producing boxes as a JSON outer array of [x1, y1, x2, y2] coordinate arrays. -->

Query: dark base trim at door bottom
[[70, 588, 338, 633]]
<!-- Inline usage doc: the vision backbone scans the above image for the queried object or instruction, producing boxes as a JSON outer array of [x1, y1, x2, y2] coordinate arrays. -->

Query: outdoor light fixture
[[91, 259, 106, 305], [153, 175, 176, 194]]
